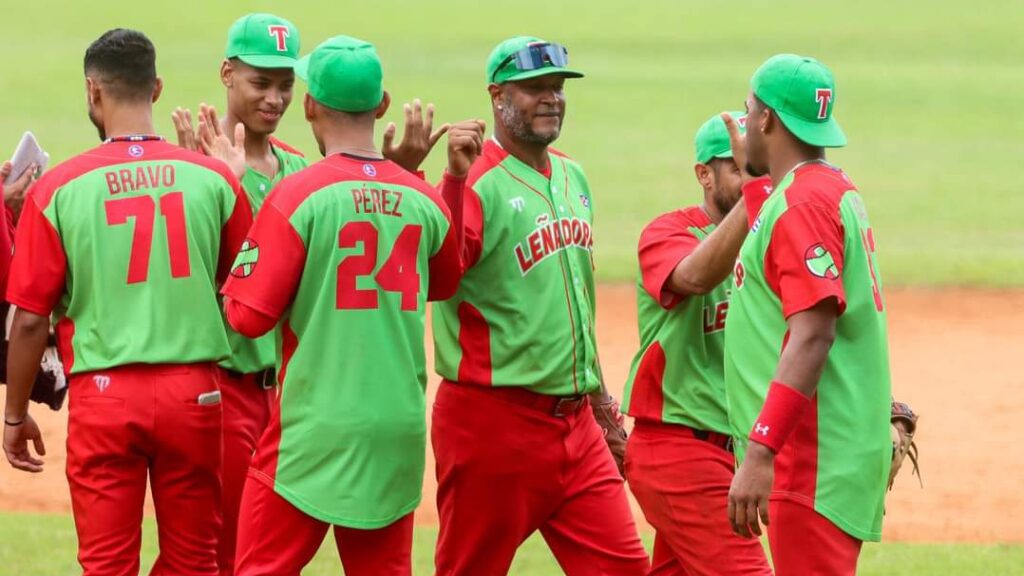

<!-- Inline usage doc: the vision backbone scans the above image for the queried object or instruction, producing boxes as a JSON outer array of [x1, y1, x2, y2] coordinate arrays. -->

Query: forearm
[[439, 172, 466, 261], [5, 310, 50, 421], [668, 197, 748, 296], [748, 301, 838, 453], [588, 381, 611, 402]]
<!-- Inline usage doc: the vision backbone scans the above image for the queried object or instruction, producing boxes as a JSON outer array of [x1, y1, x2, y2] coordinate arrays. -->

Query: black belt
[[224, 368, 276, 390], [445, 380, 588, 417], [634, 420, 734, 453]]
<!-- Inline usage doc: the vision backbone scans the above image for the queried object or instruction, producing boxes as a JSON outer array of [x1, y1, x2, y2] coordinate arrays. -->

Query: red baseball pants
[[66, 363, 222, 576], [234, 474, 414, 576], [431, 380, 650, 576], [768, 499, 863, 576], [625, 421, 772, 576], [216, 370, 273, 576]]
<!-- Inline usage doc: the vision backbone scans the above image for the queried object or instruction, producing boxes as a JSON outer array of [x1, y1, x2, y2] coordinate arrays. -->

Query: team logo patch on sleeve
[[230, 239, 260, 278], [804, 244, 839, 279]]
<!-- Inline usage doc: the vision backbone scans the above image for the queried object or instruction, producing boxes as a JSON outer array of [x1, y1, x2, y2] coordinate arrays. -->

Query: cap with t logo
[[225, 13, 300, 69], [751, 54, 846, 148]]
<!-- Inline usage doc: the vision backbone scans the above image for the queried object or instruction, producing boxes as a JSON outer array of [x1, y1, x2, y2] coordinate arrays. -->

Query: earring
[[497, 105, 503, 110]]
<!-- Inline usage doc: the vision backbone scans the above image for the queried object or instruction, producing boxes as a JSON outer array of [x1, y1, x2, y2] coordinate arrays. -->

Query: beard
[[88, 106, 105, 141], [501, 96, 560, 146], [712, 186, 740, 216]]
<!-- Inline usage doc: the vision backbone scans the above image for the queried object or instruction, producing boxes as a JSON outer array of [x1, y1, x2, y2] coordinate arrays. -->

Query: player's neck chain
[[786, 158, 836, 177], [104, 134, 166, 144], [332, 146, 382, 159]]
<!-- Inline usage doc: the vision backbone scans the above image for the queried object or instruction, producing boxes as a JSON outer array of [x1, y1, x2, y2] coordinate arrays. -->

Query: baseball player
[[724, 54, 892, 575], [172, 16, 309, 574], [621, 112, 772, 576], [430, 36, 649, 575], [2, 28, 252, 575], [170, 15, 452, 574], [220, 35, 481, 575]]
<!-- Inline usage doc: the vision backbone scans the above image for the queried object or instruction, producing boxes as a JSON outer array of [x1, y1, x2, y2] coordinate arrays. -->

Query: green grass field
[[1, 0, 1020, 285], [1, 512, 1022, 575]]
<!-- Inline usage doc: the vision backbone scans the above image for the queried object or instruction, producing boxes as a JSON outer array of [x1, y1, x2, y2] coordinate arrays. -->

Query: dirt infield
[[0, 286, 1019, 543]]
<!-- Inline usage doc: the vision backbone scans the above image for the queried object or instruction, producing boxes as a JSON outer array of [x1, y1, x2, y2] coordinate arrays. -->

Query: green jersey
[[6, 140, 252, 373], [725, 162, 892, 541], [621, 207, 732, 433], [221, 154, 461, 528], [220, 137, 309, 374], [432, 140, 600, 396]]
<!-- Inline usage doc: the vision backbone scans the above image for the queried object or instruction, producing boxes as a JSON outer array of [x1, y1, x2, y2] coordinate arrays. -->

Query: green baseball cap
[[487, 36, 584, 84], [294, 36, 384, 113], [225, 13, 300, 69], [695, 111, 746, 164], [751, 54, 846, 148]]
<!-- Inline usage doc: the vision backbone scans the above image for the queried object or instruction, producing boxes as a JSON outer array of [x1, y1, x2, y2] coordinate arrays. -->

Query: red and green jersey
[[725, 162, 892, 542], [221, 154, 460, 529], [432, 140, 600, 396], [221, 137, 309, 374], [621, 207, 732, 433], [6, 140, 252, 373]]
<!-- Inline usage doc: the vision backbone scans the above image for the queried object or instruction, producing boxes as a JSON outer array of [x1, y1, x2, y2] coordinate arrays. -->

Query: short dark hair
[[84, 29, 157, 101]]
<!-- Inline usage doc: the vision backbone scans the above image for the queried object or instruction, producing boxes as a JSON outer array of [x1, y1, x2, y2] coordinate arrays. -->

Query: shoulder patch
[[804, 244, 839, 280], [230, 239, 260, 278]]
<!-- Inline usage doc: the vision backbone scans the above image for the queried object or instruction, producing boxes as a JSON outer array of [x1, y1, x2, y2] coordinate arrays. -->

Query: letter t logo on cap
[[815, 88, 833, 119], [268, 25, 290, 52]]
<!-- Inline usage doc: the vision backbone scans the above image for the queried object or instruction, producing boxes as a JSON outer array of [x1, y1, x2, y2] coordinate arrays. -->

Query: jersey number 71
[[105, 192, 191, 284]]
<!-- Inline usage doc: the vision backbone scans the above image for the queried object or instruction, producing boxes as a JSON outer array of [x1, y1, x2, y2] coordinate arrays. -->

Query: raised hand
[[445, 120, 486, 178], [1, 160, 38, 218], [197, 103, 247, 179], [172, 107, 198, 151], [383, 99, 450, 173], [721, 112, 754, 183]]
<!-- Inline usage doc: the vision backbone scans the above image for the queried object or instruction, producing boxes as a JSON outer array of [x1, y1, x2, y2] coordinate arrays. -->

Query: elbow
[[11, 309, 50, 338], [232, 322, 268, 339], [670, 272, 715, 297], [224, 298, 273, 338], [794, 324, 837, 355], [684, 277, 715, 296]]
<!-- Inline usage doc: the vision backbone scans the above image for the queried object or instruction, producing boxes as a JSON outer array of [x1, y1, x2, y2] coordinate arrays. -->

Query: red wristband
[[749, 381, 812, 453], [741, 177, 773, 228]]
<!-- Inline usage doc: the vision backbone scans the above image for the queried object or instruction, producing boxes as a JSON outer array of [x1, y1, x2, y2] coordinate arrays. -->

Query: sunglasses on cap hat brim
[[491, 42, 570, 83]]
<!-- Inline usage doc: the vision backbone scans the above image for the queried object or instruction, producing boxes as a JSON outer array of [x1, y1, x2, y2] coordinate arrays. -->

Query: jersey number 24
[[337, 221, 422, 312]]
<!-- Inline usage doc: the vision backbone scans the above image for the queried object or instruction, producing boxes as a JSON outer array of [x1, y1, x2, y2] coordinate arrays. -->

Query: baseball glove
[[1, 303, 68, 411], [889, 400, 921, 490], [592, 395, 628, 477]]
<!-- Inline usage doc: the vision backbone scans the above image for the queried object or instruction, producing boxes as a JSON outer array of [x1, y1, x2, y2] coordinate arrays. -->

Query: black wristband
[[4, 418, 25, 427]]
